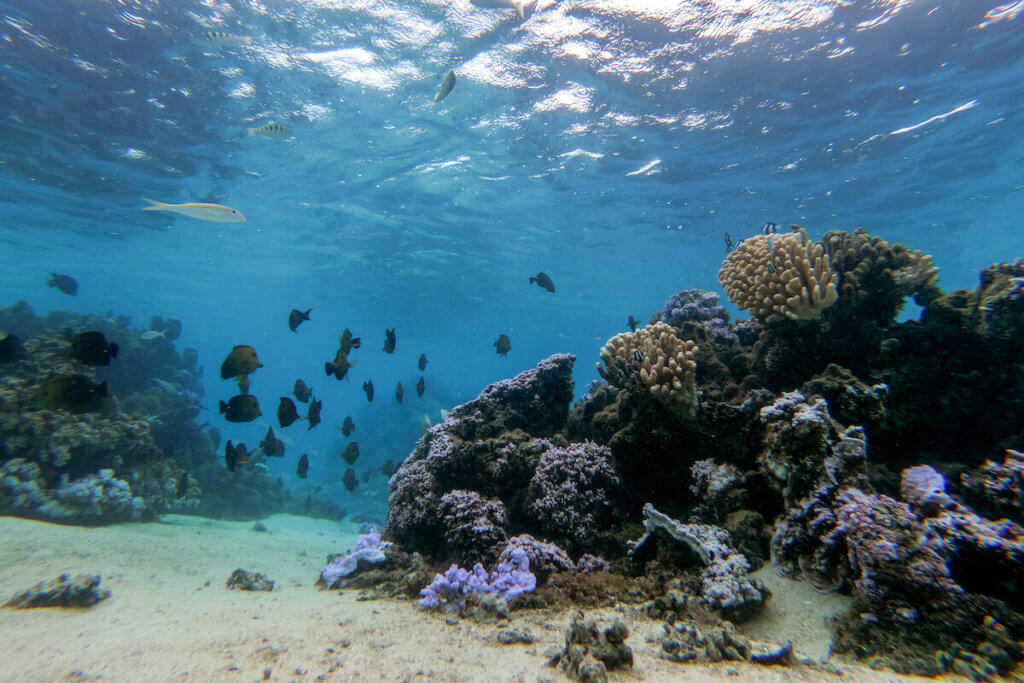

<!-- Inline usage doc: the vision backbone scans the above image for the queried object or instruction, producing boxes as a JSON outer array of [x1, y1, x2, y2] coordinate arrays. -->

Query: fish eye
[[232, 210, 237, 213]]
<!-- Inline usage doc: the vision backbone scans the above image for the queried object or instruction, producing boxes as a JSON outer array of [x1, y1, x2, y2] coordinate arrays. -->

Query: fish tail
[[324, 362, 334, 376], [219, 401, 227, 414], [529, 276, 536, 284], [303, 308, 312, 318], [141, 197, 167, 212]]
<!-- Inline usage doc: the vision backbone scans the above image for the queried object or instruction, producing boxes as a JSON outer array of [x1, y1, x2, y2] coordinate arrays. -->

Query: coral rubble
[[5, 573, 111, 608]]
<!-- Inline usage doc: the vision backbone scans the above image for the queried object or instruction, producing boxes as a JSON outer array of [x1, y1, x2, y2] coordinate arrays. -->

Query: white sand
[[0, 513, 925, 682]]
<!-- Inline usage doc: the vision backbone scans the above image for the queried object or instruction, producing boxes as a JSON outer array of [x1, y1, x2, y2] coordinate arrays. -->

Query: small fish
[[296, 454, 309, 479], [395, 382, 404, 404], [339, 329, 361, 354], [224, 440, 249, 472], [761, 222, 777, 235], [766, 264, 778, 274], [36, 374, 108, 413], [494, 334, 511, 357], [381, 460, 397, 477], [790, 224, 802, 232], [724, 232, 734, 253], [415, 376, 425, 398], [219, 394, 262, 422], [142, 198, 245, 223], [70, 331, 118, 367], [48, 273, 78, 296], [0, 332, 22, 363], [342, 468, 358, 492], [191, 31, 252, 48], [260, 426, 285, 457], [342, 442, 360, 465], [420, 413, 432, 435], [237, 374, 250, 394], [220, 345, 263, 380], [277, 396, 300, 428], [249, 123, 292, 138], [307, 398, 322, 430], [766, 237, 774, 253], [632, 350, 644, 363], [293, 379, 312, 403], [140, 330, 167, 341], [627, 316, 638, 332], [288, 308, 311, 333], [153, 378, 178, 393], [363, 380, 374, 402], [341, 416, 355, 437], [431, 70, 456, 105], [529, 272, 555, 293], [418, 353, 428, 371], [325, 348, 354, 380], [382, 328, 396, 354]]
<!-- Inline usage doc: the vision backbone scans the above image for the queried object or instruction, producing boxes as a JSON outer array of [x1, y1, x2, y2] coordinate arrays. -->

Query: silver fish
[[432, 71, 456, 105]]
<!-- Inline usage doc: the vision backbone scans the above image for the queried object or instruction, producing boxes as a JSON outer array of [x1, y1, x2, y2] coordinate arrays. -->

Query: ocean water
[[0, 0, 1021, 510]]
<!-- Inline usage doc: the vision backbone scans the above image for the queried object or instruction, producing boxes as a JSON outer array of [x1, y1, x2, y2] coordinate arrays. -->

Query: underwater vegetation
[[0, 302, 344, 523], [343, 228, 1024, 678]]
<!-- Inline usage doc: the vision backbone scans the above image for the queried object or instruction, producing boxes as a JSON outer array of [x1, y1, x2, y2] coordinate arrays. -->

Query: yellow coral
[[718, 228, 838, 323], [596, 322, 699, 419]]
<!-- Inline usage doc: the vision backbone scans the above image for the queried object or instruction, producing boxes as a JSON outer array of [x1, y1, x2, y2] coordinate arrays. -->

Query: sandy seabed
[[0, 513, 934, 682]]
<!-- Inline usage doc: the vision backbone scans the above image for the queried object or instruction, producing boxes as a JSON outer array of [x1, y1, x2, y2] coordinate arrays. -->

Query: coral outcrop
[[718, 228, 838, 322]]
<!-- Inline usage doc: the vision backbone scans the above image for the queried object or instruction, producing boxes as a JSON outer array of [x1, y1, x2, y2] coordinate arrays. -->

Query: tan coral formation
[[718, 228, 838, 323], [596, 322, 699, 419], [823, 229, 939, 307]]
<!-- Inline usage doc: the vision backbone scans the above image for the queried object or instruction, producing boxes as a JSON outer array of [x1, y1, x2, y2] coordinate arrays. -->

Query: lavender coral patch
[[648, 289, 737, 342], [499, 534, 576, 582], [419, 547, 536, 612], [320, 528, 391, 587]]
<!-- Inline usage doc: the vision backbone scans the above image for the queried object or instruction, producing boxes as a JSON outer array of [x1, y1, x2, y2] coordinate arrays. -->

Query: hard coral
[[597, 322, 698, 419], [648, 289, 736, 343], [718, 228, 838, 323]]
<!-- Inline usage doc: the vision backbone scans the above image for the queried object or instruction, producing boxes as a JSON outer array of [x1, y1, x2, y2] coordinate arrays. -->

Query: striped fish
[[248, 123, 292, 139]]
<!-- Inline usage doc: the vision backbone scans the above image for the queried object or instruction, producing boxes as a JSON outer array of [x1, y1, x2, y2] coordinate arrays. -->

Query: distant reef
[[0, 302, 343, 524], [378, 231, 1024, 679]]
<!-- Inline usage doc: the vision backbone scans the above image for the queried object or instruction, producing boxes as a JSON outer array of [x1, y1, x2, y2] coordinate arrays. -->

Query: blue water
[[1, 0, 1022, 511]]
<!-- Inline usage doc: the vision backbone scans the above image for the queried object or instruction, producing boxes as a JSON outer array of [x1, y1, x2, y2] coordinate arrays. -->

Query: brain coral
[[597, 322, 699, 419], [718, 228, 838, 323]]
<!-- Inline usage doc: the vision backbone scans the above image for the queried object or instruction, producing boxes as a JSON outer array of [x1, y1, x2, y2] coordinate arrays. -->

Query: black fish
[[0, 332, 23, 363], [278, 396, 300, 428], [418, 353, 428, 371], [395, 382, 404, 403], [341, 416, 355, 437], [339, 328, 361, 354], [724, 232, 734, 253], [380, 460, 397, 478], [382, 328, 396, 354], [363, 380, 374, 402], [494, 334, 511, 357], [36, 374, 107, 413], [293, 379, 312, 403], [342, 468, 358, 492], [296, 454, 309, 479], [219, 394, 262, 422], [325, 348, 354, 380], [288, 308, 312, 332], [627, 316, 637, 332], [307, 398, 322, 430], [342, 442, 359, 465], [415, 376, 425, 397], [225, 440, 249, 472], [70, 331, 119, 367], [529, 272, 555, 293], [48, 273, 78, 296], [260, 426, 285, 457], [220, 345, 262, 380]]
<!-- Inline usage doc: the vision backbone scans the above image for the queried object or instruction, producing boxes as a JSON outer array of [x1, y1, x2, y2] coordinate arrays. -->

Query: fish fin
[[110, 342, 119, 358], [219, 401, 227, 414], [304, 308, 312, 318], [529, 276, 536, 284], [141, 198, 168, 212], [324, 362, 334, 376], [351, 337, 361, 348]]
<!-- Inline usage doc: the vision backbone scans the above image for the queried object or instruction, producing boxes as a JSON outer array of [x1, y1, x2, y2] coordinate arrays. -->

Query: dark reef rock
[[226, 569, 274, 592], [547, 614, 633, 681], [659, 620, 752, 663], [5, 573, 111, 608]]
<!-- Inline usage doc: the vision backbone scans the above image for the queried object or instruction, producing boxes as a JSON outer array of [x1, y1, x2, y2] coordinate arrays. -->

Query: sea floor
[[0, 513, 930, 682]]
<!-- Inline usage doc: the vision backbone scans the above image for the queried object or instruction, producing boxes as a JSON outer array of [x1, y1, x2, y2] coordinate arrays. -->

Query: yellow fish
[[142, 199, 246, 223], [249, 123, 292, 139]]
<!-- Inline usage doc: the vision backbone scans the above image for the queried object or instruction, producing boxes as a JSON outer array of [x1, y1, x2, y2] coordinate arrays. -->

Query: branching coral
[[718, 228, 838, 323], [596, 322, 699, 419]]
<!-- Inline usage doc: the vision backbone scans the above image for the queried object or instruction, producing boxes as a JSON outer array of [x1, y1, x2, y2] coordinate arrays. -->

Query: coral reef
[[962, 450, 1024, 524], [648, 289, 736, 342], [547, 614, 633, 682], [226, 569, 274, 592], [718, 228, 838, 323], [5, 573, 111, 608], [418, 547, 536, 613], [597, 323, 698, 419], [320, 529, 392, 588]]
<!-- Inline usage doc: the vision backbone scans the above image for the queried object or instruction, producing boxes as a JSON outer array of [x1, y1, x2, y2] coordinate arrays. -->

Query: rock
[[548, 613, 632, 680], [496, 627, 536, 645], [226, 569, 274, 592], [5, 573, 111, 608]]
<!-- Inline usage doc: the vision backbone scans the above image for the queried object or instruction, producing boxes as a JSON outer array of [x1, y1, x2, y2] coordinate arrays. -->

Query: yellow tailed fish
[[142, 198, 246, 223]]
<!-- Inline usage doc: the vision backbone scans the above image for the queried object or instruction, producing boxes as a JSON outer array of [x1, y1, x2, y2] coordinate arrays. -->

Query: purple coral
[[418, 547, 536, 612], [648, 289, 737, 342], [527, 441, 619, 547], [499, 534, 576, 582], [438, 490, 507, 565], [320, 528, 391, 587]]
